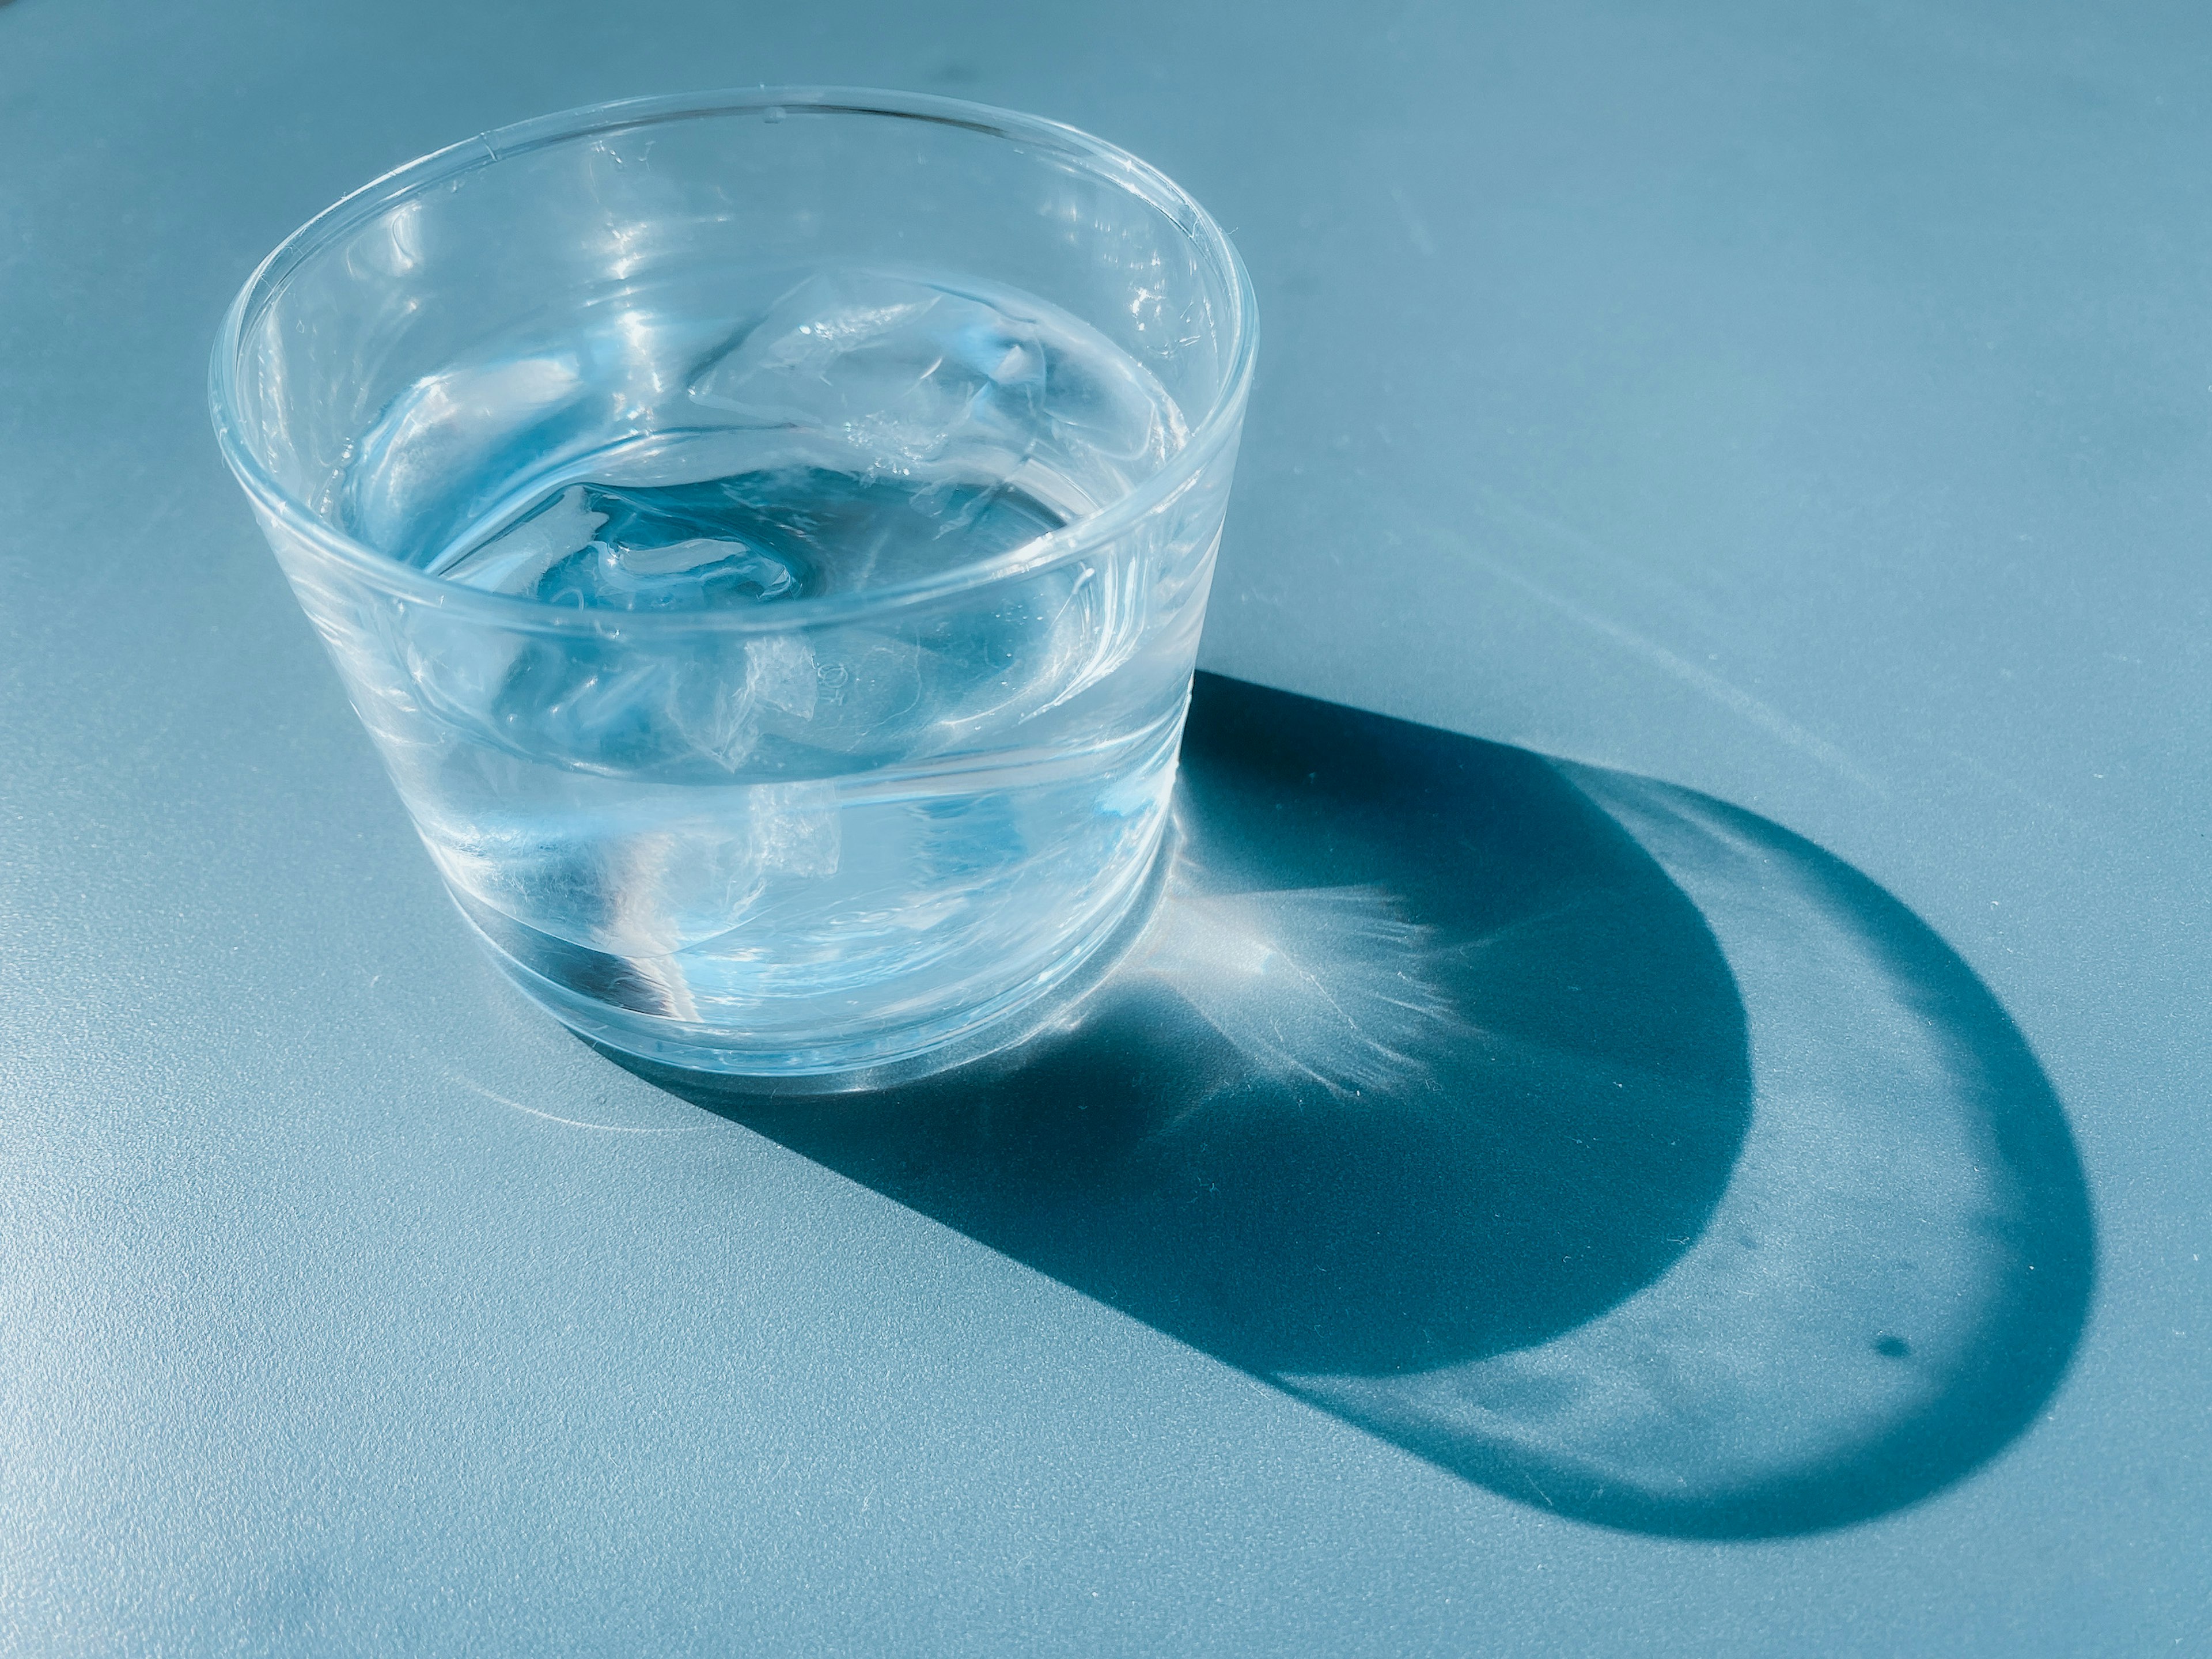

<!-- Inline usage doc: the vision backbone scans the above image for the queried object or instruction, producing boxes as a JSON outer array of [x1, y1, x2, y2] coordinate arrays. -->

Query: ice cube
[[437, 482, 805, 609], [690, 270, 1047, 488]]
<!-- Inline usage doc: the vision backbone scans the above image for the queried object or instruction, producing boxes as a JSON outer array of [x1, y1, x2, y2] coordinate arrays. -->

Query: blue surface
[[2, 1, 2207, 1652]]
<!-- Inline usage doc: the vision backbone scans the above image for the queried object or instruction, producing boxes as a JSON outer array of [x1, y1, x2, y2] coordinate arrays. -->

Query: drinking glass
[[210, 88, 1255, 1079]]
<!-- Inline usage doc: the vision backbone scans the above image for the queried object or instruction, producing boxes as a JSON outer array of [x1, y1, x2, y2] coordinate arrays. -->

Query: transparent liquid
[[337, 268, 1206, 1070]]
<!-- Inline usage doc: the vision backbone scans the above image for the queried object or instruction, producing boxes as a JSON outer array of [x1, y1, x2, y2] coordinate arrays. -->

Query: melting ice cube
[[690, 269, 1049, 487], [436, 482, 804, 609]]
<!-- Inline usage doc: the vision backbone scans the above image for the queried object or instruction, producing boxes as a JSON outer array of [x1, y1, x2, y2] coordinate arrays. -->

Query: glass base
[[454, 823, 1178, 1093]]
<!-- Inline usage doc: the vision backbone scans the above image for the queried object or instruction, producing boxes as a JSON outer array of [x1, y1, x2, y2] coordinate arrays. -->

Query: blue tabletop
[[3, 1, 2206, 1653]]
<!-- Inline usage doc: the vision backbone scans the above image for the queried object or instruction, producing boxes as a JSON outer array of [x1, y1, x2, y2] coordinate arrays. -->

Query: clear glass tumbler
[[210, 89, 1255, 1080]]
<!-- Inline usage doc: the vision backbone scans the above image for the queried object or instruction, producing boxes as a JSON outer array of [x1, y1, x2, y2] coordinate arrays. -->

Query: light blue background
[[1, 1, 2205, 1652]]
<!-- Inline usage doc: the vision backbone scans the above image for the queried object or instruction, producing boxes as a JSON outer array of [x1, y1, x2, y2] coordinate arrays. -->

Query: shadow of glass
[[611, 672, 2093, 1538]]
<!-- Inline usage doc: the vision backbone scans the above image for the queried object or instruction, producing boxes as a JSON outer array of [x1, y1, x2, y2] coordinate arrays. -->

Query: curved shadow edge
[[1283, 763, 2096, 1539]]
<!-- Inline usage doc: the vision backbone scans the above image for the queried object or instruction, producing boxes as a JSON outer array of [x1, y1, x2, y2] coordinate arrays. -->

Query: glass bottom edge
[[449, 820, 1177, 1096]]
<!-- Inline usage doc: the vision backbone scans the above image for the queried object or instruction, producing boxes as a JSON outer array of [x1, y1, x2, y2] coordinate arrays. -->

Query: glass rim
[[207, 85, 1258, 637]]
